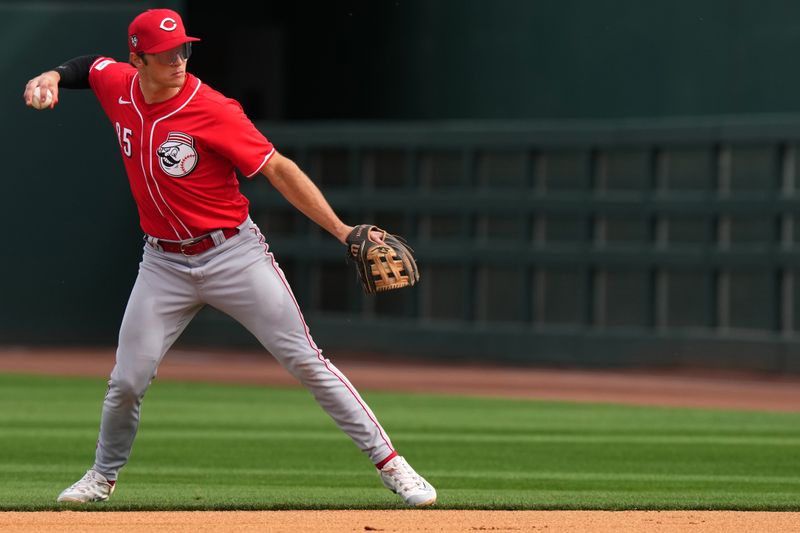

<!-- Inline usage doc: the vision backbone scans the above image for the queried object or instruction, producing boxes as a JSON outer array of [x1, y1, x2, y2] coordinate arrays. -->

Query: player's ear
[[129, 52, 147, 68]]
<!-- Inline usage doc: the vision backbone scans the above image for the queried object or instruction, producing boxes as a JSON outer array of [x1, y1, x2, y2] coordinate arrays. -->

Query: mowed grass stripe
[[0, 373, 798, 511], [4, 427, 800, 446], [3, 462, 800, 486]]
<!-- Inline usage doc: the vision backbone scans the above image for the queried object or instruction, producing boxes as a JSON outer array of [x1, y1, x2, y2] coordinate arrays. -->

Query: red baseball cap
[[128, 9, 200, 54]]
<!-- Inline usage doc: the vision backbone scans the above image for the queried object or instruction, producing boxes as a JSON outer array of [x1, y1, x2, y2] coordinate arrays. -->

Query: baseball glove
[[345, 225, 420, 294]]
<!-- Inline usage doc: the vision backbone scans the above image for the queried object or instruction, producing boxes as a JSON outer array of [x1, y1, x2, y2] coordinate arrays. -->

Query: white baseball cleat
[[56, 469, 115, 503], [379, 456, 437, 507]]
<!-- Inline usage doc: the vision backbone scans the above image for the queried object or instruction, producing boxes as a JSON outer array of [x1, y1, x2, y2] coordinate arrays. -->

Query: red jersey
[[88, 57, 275, 240]]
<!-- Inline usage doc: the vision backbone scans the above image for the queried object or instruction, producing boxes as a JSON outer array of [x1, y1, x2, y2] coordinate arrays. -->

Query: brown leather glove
[[345, 225, 420, 294]]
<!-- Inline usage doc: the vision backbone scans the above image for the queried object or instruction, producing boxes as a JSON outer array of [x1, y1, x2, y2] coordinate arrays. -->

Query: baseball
[[31, 86, 53, 110]]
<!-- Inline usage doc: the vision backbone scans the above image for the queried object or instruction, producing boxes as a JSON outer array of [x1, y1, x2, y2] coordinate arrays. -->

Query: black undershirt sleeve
[[53, 55, 101, 89]]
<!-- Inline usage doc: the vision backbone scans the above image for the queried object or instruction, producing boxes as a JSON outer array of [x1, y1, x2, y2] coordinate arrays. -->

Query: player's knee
[[287, 357, 331, 386], [108, 376, 149, 405]]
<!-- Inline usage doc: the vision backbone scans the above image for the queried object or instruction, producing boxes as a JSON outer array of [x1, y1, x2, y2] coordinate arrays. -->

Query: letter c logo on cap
[[160, 17, 177, 31]]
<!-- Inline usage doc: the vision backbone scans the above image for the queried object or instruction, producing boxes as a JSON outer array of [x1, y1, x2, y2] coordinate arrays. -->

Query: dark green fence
[[181, 117, 800, 372], [5, 2, 799, 372]]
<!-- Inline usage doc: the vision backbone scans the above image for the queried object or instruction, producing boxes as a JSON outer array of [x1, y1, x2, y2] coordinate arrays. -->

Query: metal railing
[[189, 117, 800, 372]]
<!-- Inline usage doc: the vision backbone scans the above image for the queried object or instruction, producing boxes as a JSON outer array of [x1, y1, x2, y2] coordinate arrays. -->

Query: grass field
[[0, 373, 798, 511]]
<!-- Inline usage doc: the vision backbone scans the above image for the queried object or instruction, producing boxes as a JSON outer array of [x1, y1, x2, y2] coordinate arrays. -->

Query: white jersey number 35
[[115, 122, 132, 158]]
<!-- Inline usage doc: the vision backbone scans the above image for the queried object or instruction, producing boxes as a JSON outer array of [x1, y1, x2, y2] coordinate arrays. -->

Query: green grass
[[0, 373, 798, 511]]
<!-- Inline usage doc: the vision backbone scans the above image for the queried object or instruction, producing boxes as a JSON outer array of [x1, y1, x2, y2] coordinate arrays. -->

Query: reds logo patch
[[157, 132, 198, 178]]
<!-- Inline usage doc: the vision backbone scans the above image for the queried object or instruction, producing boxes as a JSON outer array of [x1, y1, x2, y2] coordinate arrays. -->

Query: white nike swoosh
[[118, 97, 131, 105]]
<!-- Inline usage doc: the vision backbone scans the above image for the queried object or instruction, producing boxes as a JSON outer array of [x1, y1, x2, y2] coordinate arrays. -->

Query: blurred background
[[3, 0, 800, 373]]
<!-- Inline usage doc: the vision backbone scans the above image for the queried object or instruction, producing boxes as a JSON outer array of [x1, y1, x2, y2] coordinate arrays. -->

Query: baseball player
[[23, 8, 436, 507]]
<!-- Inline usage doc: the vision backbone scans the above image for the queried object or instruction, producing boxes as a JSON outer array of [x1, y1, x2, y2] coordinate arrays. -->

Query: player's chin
[[168, 72, 186, 86]]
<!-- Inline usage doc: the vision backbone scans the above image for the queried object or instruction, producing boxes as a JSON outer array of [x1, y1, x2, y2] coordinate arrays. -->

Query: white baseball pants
[[92, 217, 395, 479]]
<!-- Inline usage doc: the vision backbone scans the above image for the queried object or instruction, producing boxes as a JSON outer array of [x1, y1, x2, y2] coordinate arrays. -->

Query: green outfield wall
[[3, 1, 800, 371], [179, 117, 800, 372]]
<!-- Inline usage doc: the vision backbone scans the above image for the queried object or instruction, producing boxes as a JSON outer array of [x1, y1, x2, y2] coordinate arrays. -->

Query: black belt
[[150, 228, 239, 256]]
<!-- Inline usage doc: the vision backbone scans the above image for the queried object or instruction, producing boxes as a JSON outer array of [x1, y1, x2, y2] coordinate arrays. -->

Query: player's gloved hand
[[345, 224, 419, 294], [23, 71, 61, 110]]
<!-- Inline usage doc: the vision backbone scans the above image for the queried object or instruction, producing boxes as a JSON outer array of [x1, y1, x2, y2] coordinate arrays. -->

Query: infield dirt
[[2, 510, 800, 533]]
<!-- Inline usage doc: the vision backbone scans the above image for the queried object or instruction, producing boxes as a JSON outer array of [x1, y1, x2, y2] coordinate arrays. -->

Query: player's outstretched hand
[[338, 226, 386, 246], [345, 224, 419, 294], [24, 71, 60, 110]]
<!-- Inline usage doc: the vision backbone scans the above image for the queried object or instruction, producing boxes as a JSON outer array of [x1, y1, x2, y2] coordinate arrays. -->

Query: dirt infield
[[2, 510, 800, 533], [1, 346, 798, 532]]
